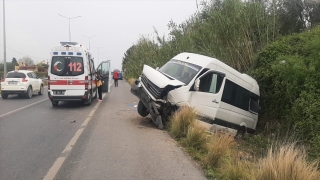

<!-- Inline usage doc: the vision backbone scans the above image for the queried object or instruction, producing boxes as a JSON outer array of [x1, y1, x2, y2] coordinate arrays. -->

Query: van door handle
[[212, 99, 219, 103]]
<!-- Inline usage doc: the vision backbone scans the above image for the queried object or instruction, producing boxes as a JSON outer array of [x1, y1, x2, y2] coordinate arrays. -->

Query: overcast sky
[[0, 0, 198, 70]]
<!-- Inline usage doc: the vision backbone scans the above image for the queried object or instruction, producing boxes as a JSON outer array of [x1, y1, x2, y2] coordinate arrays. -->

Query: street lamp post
[[82, 35, 96, 50], [95, 47, 102, 64], [58, 14, 81, 42], [3, 0, 7, 77]]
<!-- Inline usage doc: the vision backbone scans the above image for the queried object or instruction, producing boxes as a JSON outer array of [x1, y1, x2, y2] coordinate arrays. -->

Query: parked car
[[130, 52, 261, 135], [113, 69, 123, 80], [1, 70, 44, 99]]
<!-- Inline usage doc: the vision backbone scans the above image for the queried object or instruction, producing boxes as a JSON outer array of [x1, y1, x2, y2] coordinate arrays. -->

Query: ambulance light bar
[[60, 42, 78, 46]]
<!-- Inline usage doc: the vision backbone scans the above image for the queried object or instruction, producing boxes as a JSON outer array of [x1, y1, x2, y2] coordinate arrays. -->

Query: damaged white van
[[131, 52, 261, 135]]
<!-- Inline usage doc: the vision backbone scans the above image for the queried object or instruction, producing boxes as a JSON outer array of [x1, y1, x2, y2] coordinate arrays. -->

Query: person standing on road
[[113, 70, 119, 87], [95, 71, 103, 101]]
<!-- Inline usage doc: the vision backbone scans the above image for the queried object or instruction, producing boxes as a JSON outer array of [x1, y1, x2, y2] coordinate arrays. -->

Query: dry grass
[[256, 143, 320, 180], [166, 107, 320, 179], [169, 106, 196, 139], [218, 157, 255, 180], [183, 122, 207, 150], [205, 132, 236, 169], [127, 78, 136, 86]]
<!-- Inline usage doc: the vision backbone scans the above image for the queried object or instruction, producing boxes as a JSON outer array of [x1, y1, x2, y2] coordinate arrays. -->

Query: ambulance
[[48, 42, 98, 106]]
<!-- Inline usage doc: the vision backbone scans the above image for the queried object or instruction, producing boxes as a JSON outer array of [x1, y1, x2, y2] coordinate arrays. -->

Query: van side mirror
[[156, 67, 159, 71], [194, 78, 200, 91]]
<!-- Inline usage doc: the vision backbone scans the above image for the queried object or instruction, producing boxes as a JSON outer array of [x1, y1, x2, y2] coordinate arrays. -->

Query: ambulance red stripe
[[50, 80, 93, 85]]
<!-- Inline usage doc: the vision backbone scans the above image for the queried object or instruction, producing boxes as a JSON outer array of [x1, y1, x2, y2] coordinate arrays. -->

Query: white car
[[1, 70, 44, 99]]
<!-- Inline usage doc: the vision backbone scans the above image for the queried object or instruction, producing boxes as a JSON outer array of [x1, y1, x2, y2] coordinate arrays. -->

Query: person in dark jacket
[[95, 71, 103, 101], [113, 70, 119, 87]]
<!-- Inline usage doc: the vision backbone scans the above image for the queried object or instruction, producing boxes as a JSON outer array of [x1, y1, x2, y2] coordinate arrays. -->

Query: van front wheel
[[137, 100, 149, 117]]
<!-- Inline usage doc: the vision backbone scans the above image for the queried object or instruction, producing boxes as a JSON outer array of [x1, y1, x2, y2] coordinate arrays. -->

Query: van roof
[[173, 52, 259, 93], [173, 52, 214, 67]]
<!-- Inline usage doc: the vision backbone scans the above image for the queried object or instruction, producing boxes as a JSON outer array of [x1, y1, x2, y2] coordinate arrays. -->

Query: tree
[[277, 0, 320, 35], [12, 57, 18, 66], [19, 56, 35, 66]]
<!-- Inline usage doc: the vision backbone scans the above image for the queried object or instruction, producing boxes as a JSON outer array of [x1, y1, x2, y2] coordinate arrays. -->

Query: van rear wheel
[[236, 126, 247, 138], [137, 100, 149, 117]]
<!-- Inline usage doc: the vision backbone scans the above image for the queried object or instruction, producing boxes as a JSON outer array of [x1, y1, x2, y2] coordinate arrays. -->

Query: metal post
[[3, 0, 7, 76], [96, 47, 102, 64], [83, 35, 96, 50], [69, 19, 71, 41], [59, 14, 80, 42]]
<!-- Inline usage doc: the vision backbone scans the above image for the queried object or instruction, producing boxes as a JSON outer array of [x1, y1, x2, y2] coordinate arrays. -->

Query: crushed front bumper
[[130, 81, 164, 129]]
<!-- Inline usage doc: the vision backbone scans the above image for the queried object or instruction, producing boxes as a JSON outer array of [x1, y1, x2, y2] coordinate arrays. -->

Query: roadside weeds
[[167, 106, 320, 180], [125, 80, 320, 180]]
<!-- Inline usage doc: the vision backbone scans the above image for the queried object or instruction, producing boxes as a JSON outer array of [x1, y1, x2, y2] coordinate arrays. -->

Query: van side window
[[222, 79, 256, 111], [199, 72, 223, 94]]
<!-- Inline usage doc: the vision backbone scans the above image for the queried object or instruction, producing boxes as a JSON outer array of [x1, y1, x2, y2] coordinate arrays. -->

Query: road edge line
[[43, 93, 106, 180]]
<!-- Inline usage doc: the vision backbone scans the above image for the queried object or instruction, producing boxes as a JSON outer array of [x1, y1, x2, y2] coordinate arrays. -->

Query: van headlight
[[167, 92, 174, 103]]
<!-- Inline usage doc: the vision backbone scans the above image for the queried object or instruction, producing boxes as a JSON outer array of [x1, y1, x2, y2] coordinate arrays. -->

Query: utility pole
[[58, 14, 81, 42], [3, 0, 7, 76], [95, 47, 102, 64], [83, 35, 96, 50]]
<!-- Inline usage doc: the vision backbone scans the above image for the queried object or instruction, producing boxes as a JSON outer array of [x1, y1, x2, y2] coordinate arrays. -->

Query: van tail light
[[85, 76, 88, 90], [22, 78, 28, 82], [48, 76, 50, 90], [1, 78, 5, 82]]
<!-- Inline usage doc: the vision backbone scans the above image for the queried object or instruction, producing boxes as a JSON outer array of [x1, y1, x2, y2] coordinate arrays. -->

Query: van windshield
[[159, 59, 202, 84], [51, 56, 84, 76]]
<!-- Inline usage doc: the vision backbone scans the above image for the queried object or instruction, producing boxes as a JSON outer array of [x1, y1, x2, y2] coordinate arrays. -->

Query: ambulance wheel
[[92, 89, 97, 99], [137, 100, 149, 117], [84, 93, 92, 106], [52, 101, 58, 107]]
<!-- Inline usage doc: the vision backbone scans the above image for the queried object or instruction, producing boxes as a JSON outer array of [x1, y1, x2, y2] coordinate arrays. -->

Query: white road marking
[[43, 93, 106, 180], [0, 98, 48, 118]]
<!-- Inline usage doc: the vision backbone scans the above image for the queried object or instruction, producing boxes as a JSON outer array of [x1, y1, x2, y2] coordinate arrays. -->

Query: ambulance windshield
[[51, 56, 84, 76]]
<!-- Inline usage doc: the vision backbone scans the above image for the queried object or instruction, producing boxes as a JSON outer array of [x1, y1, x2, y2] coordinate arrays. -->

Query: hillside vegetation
[[122, 0, 320, 160]]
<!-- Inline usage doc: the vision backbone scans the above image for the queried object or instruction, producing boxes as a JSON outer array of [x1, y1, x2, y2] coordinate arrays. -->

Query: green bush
[[251, 26, 320, 158]]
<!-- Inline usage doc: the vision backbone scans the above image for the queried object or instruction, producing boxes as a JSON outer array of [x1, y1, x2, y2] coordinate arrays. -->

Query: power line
[[0, 43, 47, 60]]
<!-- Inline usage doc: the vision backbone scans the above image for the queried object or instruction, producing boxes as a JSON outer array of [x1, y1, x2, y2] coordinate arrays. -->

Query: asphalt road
[[0, 81, 205, 180]]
